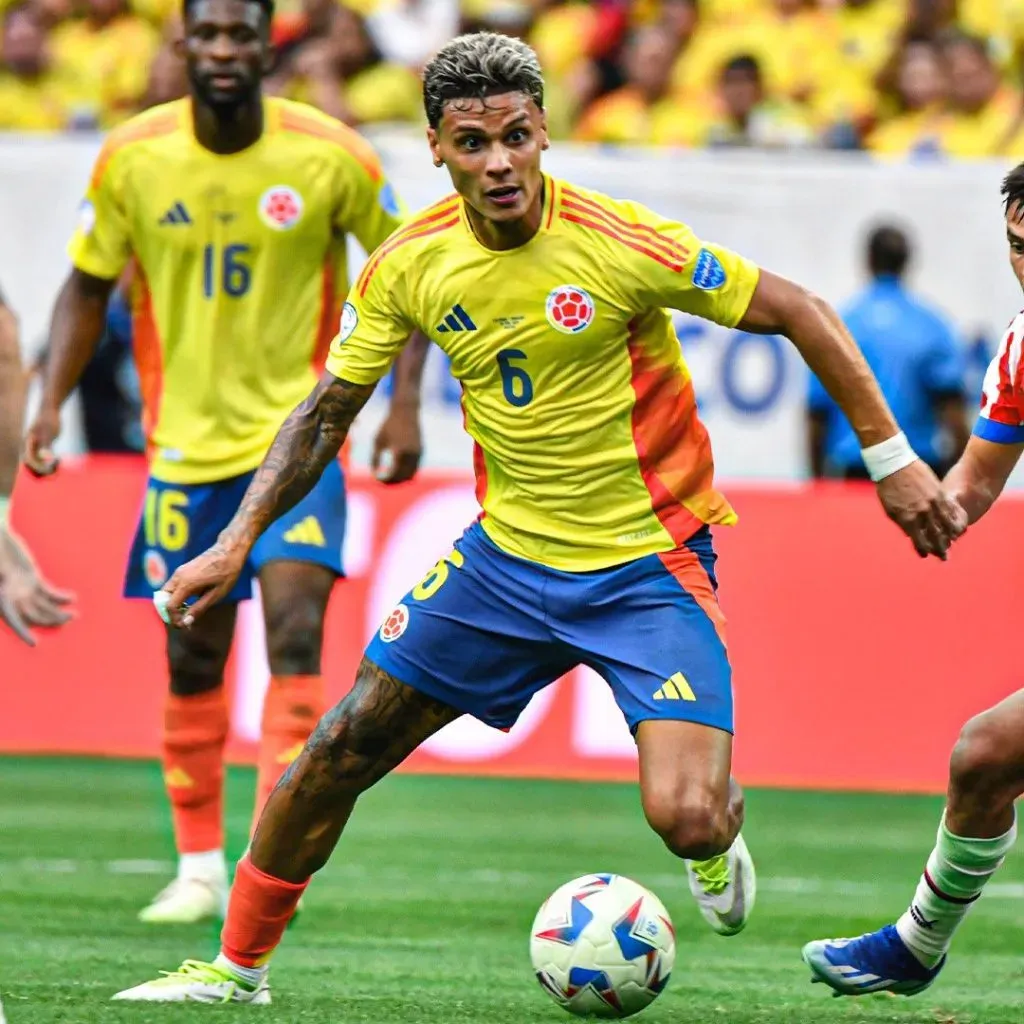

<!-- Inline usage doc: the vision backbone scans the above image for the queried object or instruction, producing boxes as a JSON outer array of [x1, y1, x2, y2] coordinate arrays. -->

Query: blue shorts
[[366, 521, 732, 734], [124, 460, 346, 602]]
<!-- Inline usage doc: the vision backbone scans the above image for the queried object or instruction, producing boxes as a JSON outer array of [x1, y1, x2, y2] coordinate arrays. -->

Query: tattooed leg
[[249, 657, 461, 882]]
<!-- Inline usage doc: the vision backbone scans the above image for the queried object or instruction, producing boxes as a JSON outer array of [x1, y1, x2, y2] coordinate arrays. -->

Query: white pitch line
[[106, 859, 175, 875], [4, 859, 1024, 901]]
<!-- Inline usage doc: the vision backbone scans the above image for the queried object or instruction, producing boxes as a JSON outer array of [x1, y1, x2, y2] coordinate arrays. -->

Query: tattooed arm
[[157, 372, 374, 626], [221, 372, 373, 549]]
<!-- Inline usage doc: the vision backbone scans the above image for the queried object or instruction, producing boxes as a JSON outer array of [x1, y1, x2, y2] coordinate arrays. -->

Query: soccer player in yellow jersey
[[114, 31, 965, 1004], [24, 0, 425, 926]]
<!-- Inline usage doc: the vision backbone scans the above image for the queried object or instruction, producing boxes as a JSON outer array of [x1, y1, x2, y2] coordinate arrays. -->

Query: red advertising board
[[2, 456, 1021, 793]]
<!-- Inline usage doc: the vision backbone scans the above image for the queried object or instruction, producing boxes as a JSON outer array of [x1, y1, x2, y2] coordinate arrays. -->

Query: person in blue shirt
[[808, 225, 969, 479]]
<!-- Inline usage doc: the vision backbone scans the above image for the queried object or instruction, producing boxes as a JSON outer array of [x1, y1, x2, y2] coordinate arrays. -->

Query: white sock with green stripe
[[895, 813, 1016, 967]]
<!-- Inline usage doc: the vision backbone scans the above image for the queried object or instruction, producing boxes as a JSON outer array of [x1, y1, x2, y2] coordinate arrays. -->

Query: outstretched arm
[[24, 268, 115, 476], [740, 271, 900, 446], [944, 435, 1024, 526], [221, 372, 374, 549], [158, 371, 374, 626], [739, 270, 965, 557]]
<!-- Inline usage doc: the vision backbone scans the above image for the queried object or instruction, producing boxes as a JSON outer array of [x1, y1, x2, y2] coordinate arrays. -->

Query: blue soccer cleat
[[801, 924, 945, 997]]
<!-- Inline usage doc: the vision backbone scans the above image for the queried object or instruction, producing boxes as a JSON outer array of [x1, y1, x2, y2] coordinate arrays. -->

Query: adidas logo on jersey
[[653, 672, 696, 701], [283, 516, 326, 547], [159, 201, 192, 226], [436, 304, 477, 334]]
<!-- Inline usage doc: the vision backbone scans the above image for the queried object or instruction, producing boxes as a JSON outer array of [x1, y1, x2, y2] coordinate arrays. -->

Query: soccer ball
[[530, 874, 675, 1018]]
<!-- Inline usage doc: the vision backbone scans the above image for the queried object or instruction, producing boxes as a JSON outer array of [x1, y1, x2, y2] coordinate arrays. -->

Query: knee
[[265, 597, 325, 676], [950, 711, 1019, 796], [168, 633, 230, 696], [643, 786, 731, 861]]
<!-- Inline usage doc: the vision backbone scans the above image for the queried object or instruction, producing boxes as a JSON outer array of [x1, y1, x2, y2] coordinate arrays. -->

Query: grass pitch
[[1, 757, 1022, 1023]]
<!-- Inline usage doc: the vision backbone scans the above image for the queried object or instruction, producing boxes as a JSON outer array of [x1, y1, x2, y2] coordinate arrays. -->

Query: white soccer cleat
[[138, 877, 228, 924], [112, 960, 270, 1004], [685, 832, 756, 936]]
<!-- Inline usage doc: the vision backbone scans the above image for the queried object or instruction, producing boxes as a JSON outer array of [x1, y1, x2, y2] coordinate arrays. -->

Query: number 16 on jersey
[[203, 243, 252, 298]]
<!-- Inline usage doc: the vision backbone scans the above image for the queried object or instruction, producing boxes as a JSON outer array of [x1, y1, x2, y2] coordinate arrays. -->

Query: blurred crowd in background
[[3, 0, 1024, 156]]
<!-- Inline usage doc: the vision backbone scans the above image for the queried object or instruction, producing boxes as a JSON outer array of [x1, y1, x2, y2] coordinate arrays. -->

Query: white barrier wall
[[1, 132, 1019, 479]]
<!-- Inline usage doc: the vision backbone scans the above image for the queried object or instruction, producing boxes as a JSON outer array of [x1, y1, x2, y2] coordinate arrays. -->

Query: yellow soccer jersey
[[68, 96, 404, 483], [327, 178, 760, 571]]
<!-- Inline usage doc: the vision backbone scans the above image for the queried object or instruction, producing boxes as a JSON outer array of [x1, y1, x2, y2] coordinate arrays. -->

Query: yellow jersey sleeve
[[330, 139, 407, 255], [66, 139, 131, 281], [325, 248, 415, 385], [615, 201, 760, 328]]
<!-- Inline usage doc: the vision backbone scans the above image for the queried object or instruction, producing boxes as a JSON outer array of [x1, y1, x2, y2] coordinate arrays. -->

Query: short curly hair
[[422, 32, 544, 131]]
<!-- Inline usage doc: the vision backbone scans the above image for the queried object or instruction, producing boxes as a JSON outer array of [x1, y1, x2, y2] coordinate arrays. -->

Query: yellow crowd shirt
[[0, 68, 87, 130], [327, 177, 760, 571], [288, 61, 422, 124], [51, 14, 160, 124], [573, 88, 707, 147], [867, 106, 947, 157], [67, 96, 405, 483], [937, 86, 1023, 158]]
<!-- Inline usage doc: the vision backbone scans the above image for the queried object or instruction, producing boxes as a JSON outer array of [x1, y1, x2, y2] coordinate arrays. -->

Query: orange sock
[[252, 675, 324, 831], [221, 855, 309, 967], [163, 688, 229, 855]]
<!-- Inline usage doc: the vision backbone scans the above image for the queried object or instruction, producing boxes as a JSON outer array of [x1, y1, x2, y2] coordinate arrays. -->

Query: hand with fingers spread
[[872, 457, 968, 560], [153, 541, 247, 629], [371, 403, 422, 485], [0, 527, 75, 645]]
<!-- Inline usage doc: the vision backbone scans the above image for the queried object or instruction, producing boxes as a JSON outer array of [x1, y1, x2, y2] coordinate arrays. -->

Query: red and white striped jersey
[[976, 310, 1024, 444]]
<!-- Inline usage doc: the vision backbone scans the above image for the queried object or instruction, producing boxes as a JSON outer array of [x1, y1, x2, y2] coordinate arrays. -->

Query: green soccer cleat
[[685, 832, 757, 936], [112, 959, 270, 1004]]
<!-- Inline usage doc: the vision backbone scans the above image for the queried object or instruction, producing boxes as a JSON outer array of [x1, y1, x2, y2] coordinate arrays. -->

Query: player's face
[[1006, 204, 1024, 291], [428, 91, 549, 226], [181, 0, 269, 108]]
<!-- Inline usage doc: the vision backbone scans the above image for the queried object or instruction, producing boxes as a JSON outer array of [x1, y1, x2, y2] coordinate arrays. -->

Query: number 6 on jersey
[[497, 349, 533, 407]]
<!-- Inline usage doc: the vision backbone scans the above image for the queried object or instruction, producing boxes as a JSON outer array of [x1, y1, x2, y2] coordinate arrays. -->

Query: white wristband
[[0, 495, 9, 531], [860, 431, 919, 482]]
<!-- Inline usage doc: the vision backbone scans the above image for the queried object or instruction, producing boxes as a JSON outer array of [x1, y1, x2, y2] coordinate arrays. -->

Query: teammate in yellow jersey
[[113, 32, 965, 1005], [24, 0, 427, 927]]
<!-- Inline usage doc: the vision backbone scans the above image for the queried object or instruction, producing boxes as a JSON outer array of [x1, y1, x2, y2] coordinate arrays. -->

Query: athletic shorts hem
[[626, 709, 734, 736], [365, 648, 513, 729], [248, 551, 346, 578]]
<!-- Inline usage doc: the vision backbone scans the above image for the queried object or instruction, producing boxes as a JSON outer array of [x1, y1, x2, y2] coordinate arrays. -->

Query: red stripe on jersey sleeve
[[357, 215, 460, 296], [278, 109, 383, 182], [91, 109, 180, 189], [560, 188, 691, 263], [353, 200, 460, 294], [560, 212, 687, 272]]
